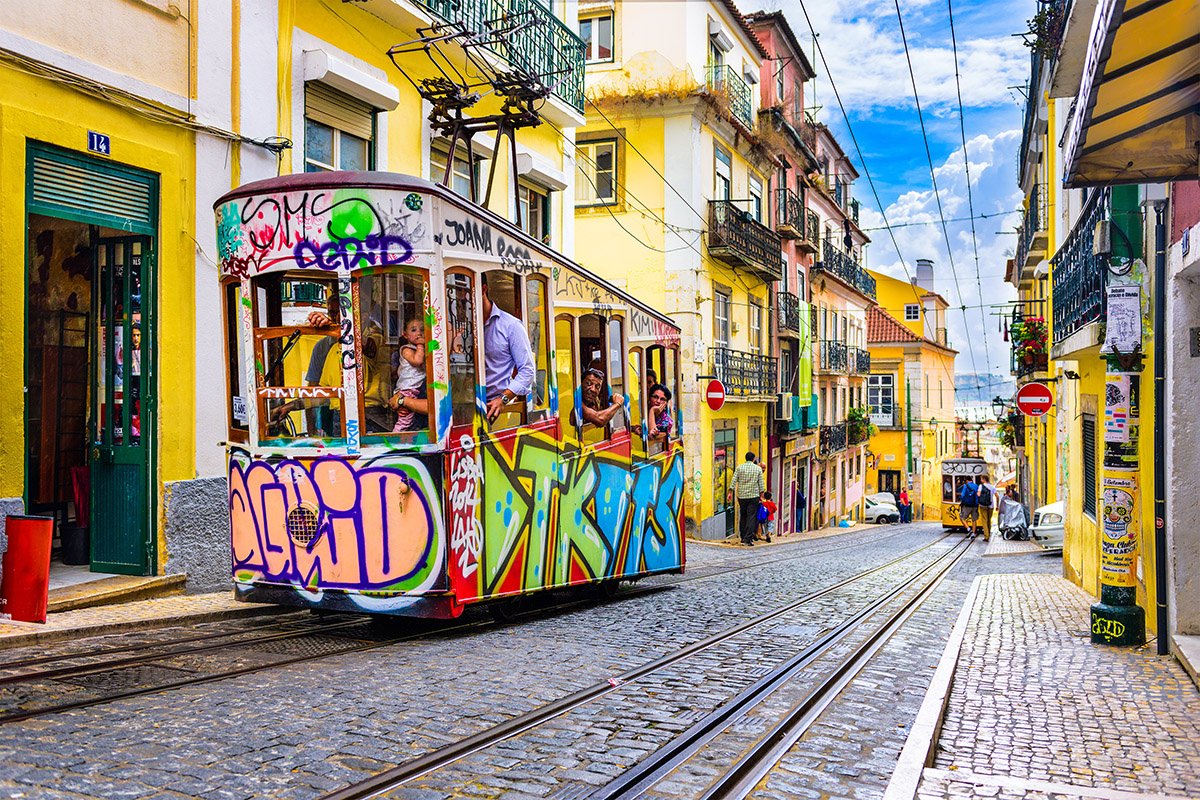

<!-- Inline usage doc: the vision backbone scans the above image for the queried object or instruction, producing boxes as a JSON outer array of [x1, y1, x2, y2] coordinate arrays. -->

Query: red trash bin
[[0, 515, 54, 623]]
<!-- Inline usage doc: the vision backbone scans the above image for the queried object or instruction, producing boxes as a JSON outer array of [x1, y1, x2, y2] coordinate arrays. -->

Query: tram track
[[315, 532, 967, 800], [0, 529, 956, 729]]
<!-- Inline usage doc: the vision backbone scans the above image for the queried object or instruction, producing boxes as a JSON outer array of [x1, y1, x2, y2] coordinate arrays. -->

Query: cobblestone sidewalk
[[893, 573, 1200, 800]]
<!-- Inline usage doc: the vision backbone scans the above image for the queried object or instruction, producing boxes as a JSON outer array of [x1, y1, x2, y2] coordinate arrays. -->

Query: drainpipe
[[1152, 198, 1169, 656], [905, 378, 913, 474]]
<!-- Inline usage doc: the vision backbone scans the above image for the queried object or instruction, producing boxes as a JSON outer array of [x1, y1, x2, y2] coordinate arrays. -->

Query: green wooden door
[[90, 236, 154, 574]]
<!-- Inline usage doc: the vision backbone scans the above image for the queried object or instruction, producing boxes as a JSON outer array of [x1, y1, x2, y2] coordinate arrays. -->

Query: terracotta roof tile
[[867, 306, 920, 343]]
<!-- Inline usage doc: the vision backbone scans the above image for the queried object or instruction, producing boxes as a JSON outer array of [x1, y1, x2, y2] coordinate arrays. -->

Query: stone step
[[46, 573, 187, 614]]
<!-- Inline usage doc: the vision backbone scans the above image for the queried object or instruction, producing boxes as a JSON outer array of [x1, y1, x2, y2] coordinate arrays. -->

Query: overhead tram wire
[[793, 0, 970, 400], [891, 0, 982, 384], [858, 209, 1021, 232], [947, 0, 997, 374]]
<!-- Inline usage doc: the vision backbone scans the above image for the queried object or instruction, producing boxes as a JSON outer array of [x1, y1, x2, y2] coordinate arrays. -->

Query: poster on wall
[[1099, 476, 1138, 588], [1104, 374, 1131, 443], [1101, 285, 1142, 354]]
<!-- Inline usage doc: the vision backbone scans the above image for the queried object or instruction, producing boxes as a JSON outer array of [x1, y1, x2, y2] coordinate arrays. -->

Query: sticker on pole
[[1015, 382, 1053, 417], [706, 379, 726, 411]]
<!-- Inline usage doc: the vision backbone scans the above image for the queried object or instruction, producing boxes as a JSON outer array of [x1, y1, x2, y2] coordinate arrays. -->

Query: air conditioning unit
[[774, 392, 794, 420]]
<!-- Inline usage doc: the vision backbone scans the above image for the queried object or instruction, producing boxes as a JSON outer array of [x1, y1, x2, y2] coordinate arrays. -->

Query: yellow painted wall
[[0, 65, 197, 504]]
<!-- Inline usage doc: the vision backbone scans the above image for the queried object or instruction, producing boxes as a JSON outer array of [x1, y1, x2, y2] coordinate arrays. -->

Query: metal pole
[[1152, 199, 1169, 655], [905, 377, 913, 474]]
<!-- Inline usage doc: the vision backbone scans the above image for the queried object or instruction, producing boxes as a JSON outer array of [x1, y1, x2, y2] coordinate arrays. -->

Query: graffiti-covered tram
[[940, 456, 989, 530], [215, 172, 685, 618]]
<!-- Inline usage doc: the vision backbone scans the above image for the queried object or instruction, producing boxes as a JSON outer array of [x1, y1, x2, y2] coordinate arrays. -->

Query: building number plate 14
[[88, 131, 111, 156]]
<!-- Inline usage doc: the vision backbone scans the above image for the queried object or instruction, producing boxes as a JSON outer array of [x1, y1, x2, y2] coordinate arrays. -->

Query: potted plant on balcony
[[997, 416, 1016, 450], [846, 406, 875, 445], [1011, 316, 1049, 369]]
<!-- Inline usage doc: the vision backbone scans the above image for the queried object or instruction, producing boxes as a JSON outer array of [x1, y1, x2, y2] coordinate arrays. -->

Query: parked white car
[[865, 496, 900, 524], [1030, 501, 1065, 550]]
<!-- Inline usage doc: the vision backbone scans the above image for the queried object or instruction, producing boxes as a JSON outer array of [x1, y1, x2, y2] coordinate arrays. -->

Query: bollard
[[0, 515, 54, 624]]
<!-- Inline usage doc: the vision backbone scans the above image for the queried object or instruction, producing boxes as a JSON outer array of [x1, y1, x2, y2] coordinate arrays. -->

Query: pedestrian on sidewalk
[[898, 487, 911, 523], [959, 477, 980, 536], [977, 475, 994, 542], [733, 452, 764, 546], [758, 491, 777, 542]]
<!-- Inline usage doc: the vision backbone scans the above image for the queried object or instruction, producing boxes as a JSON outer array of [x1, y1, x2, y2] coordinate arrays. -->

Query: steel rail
[[585, 535, 975, 800], [317, 533, 957, 800]]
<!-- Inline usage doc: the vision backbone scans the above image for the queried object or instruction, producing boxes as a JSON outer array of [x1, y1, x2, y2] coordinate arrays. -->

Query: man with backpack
[[959, 477, 980, 536], [977, 475, 994, 542]]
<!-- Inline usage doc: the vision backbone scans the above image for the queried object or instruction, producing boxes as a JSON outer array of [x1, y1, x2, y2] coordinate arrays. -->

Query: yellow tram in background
[[940, 456, 989, 530]]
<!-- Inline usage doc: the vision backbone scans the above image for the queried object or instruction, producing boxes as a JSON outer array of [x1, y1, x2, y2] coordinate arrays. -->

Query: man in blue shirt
[[481, 275, 536, 423]]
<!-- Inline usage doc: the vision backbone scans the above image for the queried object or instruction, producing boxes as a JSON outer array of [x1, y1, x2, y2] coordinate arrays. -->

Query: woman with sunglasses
[[647, 383, 673, 442]]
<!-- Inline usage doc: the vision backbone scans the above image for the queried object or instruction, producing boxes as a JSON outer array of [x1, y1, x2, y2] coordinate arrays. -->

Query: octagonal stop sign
[[1015, 382, 1054, 417]]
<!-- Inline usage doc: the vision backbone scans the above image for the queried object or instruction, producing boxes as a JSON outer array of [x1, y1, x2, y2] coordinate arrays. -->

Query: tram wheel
[[490, 596, 525, 623], [594, 579, 621, 600]]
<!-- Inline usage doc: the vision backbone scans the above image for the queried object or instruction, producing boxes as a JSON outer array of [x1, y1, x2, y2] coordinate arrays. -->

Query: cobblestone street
[[0, 524, 1111, 800]]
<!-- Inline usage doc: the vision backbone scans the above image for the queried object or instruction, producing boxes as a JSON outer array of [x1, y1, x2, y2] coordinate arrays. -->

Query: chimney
[[914, 258, 935, 289]]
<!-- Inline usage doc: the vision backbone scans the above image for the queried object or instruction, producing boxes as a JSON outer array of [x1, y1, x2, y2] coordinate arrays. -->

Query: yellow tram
[[940, 456, 989, 530], [214, 172, 685, 617]]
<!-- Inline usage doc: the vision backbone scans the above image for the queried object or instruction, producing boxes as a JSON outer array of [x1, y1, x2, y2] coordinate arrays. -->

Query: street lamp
[[992, 396, 1008, 420], [928, 417, 939, 428]]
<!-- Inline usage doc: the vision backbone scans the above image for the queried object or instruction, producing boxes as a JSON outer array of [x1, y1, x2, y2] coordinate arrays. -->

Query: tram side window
[[482, 270, 534, 431], [252, 273, 345, 442], [664, 345, 682, 439], [525, 276, 552, 420], [576, 314, 624, 443], [644, 344, 678, 455], [555, 315, 577, 429], [607, 316, 627, 433], [627, 347, 645, 457], [223, 281, 249, 441], [446, 271, 478, 427], [355, 269, 432, 438]]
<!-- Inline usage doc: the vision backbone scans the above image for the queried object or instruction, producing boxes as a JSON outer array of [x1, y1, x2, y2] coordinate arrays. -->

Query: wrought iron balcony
[[848, 347, 871, 375], [1052, 187, 1108, 346], [797, 208, 820, 254], [815, 240, 877, 300], [416, 0, 586, 112], [848, 419, 871, 446], [705, 64, 753, 129], [819, 422, 847, 456], [710, 347, 779, 397], [1013, 350, 1049, 380], [777, 291, 801, 334], [1016, 183, 1049, 269], [819, 340, 847, 373], [775, 188, 804, 239], [850, 199, 860, 225], [870, 403, 905, 429], [707, 200, 783, 281]]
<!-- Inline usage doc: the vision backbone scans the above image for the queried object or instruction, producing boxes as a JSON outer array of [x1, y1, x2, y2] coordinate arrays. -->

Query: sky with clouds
[[762, 0, 1035, 389]]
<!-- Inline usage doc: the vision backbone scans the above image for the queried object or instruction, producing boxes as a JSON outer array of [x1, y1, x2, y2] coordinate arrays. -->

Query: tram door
[[713, 426, 736, 538], [90, 236, 154, 574]]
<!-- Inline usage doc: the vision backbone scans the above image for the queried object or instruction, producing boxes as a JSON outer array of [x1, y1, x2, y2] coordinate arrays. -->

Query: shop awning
[[1062, 0, 1200, 187]]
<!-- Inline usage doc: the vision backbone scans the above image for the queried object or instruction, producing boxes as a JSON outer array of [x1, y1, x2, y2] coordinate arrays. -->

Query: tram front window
[[251, 274, 345, 442], [355, 269, 432, 438]]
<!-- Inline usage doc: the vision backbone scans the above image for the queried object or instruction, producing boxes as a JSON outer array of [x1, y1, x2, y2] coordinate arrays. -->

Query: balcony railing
[[777, 291, 801, 334], [815, 240, 877, 300], [797, 208, 820, 254], [848, 347, 871, 374], [848, 421, 870, 446], [711, 347, 779, 397], [819, 422, 847, 456], [707, 200, 783, 280], [775, 187, 804, 238], [819, 339, 847, 373], [850, 198, 860, 225], [1013, 351, 1050, 380], [870, 404, 905, 429], [416, 0, 586, 112], [1052, 187, 1108, 345], [1016, 183, 1049, 268], [705, 64, 753, 129]]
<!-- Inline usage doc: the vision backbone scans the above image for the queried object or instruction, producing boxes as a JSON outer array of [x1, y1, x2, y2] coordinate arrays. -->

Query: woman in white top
[[390, 317, 426, 431]]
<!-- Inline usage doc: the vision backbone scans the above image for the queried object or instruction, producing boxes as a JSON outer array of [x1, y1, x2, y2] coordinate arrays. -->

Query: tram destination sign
[[1015, 382, 1054, 417]]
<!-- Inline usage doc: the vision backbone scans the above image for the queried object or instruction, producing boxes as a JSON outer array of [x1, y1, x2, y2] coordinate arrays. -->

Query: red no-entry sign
[[706, 379, 726, 411], [1015, 382, 1054, 417]]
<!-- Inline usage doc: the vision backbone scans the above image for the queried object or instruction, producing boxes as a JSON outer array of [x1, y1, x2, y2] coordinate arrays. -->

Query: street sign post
[[1015, 382, 1053, 417], [706, 379, 726, 412]]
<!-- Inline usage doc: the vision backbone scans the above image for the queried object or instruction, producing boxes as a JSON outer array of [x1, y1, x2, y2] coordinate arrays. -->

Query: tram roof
[[215, 171, 681, 332]]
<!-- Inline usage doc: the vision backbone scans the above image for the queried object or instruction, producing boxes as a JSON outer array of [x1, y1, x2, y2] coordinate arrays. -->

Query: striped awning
[[1063, 0, 1200, 187]]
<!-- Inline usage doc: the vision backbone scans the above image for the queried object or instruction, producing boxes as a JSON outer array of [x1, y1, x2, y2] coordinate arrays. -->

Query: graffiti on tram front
[[216, 188, 429, 277], [229, 455, 444, 592]]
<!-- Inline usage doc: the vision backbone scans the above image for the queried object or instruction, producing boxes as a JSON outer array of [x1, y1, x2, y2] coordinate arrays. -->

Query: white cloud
[[859, 129, 1023, 376]]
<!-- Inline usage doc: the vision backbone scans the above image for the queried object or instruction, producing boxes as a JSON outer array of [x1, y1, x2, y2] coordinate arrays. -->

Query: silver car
[[1029, 501, 1065, 550]]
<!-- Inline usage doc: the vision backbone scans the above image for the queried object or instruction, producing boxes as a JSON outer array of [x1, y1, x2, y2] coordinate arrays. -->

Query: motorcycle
[[998, 495, 1030, 541]]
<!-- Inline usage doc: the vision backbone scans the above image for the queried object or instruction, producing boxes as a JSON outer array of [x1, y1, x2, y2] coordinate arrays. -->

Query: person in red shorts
[[758, 491, 777, 542]]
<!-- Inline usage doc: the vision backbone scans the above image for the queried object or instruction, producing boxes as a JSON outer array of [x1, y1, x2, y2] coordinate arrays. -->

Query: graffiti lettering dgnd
[[230, 457, 440, 591]]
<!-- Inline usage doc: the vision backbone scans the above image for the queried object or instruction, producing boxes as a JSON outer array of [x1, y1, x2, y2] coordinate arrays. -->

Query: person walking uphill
[[733, 452, 765, 546], [959, 477, 980, 537], [977, 475, 994, 542]]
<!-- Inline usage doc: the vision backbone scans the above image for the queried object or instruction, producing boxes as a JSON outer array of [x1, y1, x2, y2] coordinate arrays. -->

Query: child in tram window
[[390, 317, 426, 431], [759, 491, 777, 542]]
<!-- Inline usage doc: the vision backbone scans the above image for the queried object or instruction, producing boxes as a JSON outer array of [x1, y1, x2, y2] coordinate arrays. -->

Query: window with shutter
[[1082, 414, 1097, 518], [304, 82, 374, 172]]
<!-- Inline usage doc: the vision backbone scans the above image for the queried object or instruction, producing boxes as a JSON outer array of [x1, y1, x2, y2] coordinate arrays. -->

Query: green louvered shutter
[[27, 141, 157, 236]]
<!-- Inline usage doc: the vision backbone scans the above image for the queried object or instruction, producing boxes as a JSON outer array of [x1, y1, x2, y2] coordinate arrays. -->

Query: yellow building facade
[[864, 268, 957, 520], [574, 0, 783, 538]]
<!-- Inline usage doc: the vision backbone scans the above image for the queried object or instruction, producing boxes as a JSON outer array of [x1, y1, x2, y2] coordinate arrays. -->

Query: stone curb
[[0, 599, 291, 651], [882, 573, 983, 800], [693, 522, 893, 549]]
